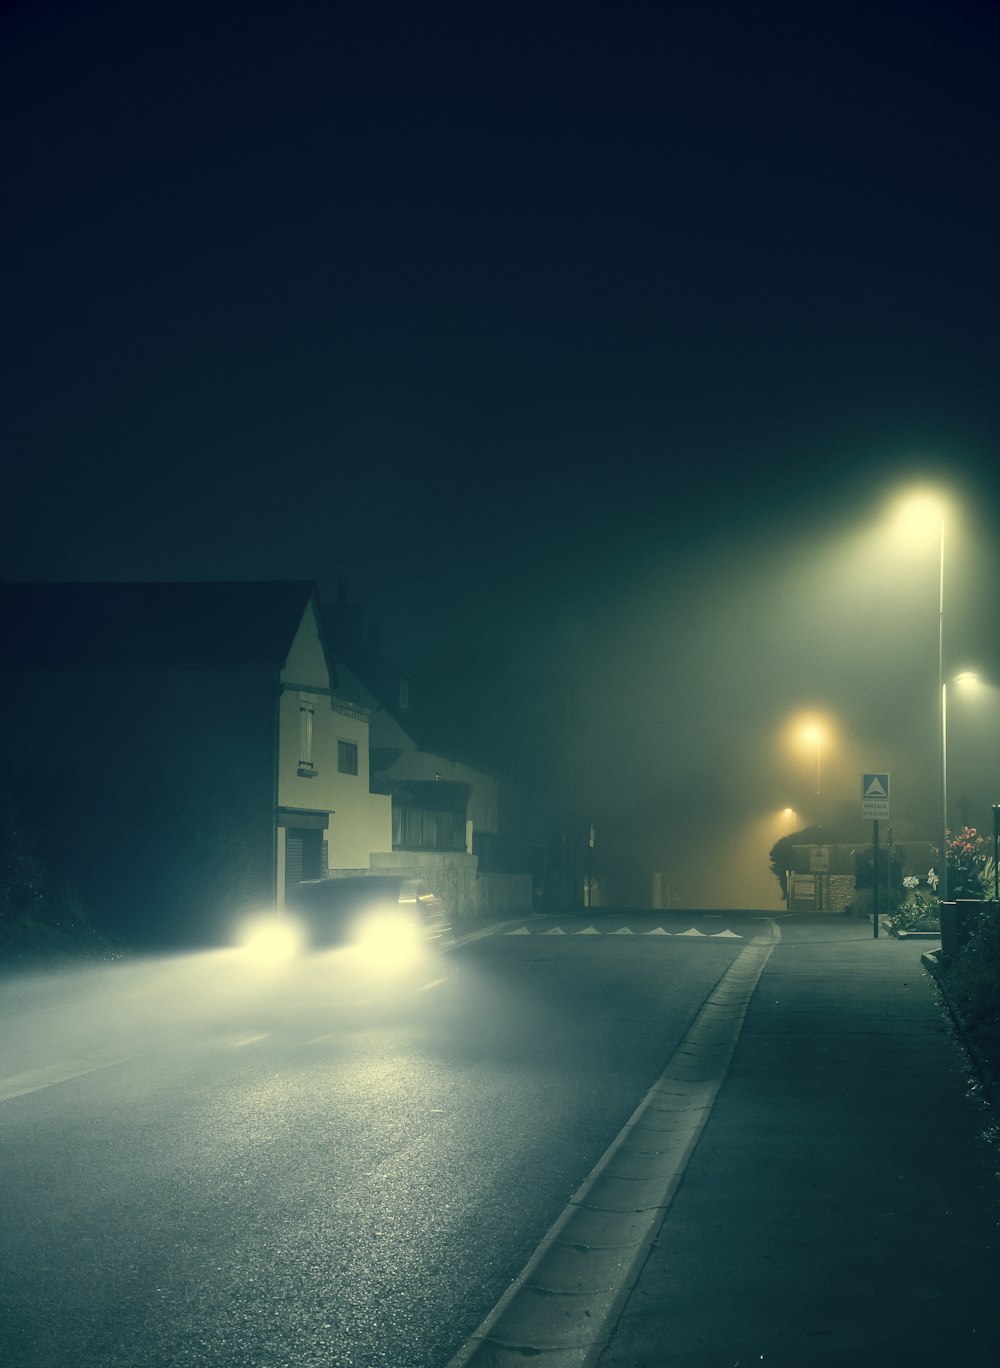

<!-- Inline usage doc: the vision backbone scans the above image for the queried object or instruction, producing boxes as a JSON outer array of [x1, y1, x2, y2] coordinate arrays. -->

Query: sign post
[[872, 820, 880, 938], [862, 775, 890, 939]]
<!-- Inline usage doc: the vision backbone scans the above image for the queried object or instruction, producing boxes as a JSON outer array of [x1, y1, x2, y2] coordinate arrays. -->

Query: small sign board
[[809, 845, 830, 872], [862, 772, 890, 819]]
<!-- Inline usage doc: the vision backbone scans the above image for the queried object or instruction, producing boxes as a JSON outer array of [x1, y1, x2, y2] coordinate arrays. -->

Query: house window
[[298, 696, 317, 777], [337, 739, 358, 775], [392, 806, 466, 851]]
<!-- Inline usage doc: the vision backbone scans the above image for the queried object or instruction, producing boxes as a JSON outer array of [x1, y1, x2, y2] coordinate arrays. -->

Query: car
[[237, 874, 451, 979], [288, 874, 452, 956]]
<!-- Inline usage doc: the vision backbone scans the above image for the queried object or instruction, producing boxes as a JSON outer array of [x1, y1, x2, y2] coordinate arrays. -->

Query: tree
[[0, 788, 47, 930], [769, 824, 827, 901]]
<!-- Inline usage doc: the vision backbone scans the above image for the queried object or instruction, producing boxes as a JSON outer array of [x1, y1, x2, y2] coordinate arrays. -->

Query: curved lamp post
[[801, 724, 823, 824], [893, 491, 948, 901]]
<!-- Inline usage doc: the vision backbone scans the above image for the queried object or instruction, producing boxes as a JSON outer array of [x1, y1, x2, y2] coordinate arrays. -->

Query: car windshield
[[291, 878, 412, 913]]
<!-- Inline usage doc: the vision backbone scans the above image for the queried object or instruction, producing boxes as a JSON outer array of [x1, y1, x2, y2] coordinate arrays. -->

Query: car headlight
[[353, 909, 425, 970], [238, 914, 304, 964]]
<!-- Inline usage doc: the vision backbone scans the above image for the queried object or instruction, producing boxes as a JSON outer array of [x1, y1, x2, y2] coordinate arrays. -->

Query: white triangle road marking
[[576, 926, 601, 934], [541, 927, 566, 935], [677, 928, 707, 937], [642, 927, 671, 935], [505, 927, 532, 935], [610, 927, 634, 935], [710, 929, 743, 938]]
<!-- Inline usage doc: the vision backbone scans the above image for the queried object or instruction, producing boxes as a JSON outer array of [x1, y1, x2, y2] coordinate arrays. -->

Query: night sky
[[4, 0, 1000, 905]]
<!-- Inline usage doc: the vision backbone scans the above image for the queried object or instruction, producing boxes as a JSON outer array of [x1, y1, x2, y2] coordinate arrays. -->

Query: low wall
[[788, 872, 856, 912], [370, 850, 479, 922], [360, 852, 533, 922]]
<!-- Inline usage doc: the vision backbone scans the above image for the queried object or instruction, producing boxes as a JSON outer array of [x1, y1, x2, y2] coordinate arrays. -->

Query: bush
[[942, 826, 988, 899], [0, 788, 119, 966], [884, 891, 941, 937], [941, 902, 1000, 1051]]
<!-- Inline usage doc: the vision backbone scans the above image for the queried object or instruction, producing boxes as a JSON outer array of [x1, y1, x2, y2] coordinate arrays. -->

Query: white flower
[[927, 868, 940, 891], [903, 875, 919, 890]]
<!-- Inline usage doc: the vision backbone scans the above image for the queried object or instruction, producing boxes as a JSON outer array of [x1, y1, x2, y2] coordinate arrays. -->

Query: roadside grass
[[939, 902, 1000, 1086], [0, 907, 123, 974]]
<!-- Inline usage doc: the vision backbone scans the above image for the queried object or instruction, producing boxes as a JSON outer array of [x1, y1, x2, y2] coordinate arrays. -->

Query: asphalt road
[[0, 913, 764, 1368]]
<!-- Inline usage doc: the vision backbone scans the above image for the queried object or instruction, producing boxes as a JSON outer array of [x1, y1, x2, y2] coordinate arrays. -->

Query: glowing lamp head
[[891, 489, 947, 545]]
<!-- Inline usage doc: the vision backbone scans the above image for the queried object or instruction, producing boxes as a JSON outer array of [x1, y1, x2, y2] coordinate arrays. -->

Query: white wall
[[277, 603, 382, 872]]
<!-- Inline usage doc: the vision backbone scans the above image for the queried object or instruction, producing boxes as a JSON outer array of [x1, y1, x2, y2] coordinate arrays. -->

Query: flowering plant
[[885, 870, 941, 937], [931, 826, 988, 899]]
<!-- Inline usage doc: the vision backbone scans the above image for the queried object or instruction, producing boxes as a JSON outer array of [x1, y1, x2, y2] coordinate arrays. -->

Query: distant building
[[323, 585, 533, 918], [0, 581, 391, 947]]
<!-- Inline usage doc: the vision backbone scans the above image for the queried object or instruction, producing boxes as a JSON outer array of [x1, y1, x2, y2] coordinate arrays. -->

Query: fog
[[0, 948, 461, 1102], [528, 480, 1000, 907]]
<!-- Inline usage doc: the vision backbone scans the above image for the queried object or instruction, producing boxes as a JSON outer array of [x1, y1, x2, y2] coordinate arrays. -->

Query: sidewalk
[[600, 915, 1000, 1368]]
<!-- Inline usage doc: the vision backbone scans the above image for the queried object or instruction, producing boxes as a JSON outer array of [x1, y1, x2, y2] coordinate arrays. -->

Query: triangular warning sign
[[863, 774, 888, 798]]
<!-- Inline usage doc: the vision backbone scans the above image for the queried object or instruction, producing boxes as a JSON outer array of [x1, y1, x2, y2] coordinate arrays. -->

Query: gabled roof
[[0, 580, 325, 670]]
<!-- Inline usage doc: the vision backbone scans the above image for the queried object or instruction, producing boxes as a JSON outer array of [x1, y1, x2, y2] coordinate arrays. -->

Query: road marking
[[417, 976, 448, 993], [453, 919, 531, 946], [503, 923, 746, 939], [0, 1055, 135, 1102], [444, 923, 780, 1368]]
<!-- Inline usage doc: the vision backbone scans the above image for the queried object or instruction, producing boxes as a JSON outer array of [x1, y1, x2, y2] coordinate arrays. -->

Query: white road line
[[224, 1032, 271, 1047], [417, 976, 449, 993], [0, 1055, 136, 1102], [498, 923, 747, 939]]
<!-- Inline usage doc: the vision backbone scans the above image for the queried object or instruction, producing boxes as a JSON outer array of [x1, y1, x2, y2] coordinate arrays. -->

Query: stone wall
[[788, 871, 856, 911], [370, 849, 479, 921]]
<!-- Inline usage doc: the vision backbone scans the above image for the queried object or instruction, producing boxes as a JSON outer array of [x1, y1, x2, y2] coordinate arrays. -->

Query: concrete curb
[[444, 928, 780, 1368]]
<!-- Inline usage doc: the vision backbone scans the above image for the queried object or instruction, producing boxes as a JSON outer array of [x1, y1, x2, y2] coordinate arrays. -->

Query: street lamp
[[801, 724, 823, 822], [944, 669, 983, 840], [892, 490, 948, 901]]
